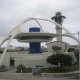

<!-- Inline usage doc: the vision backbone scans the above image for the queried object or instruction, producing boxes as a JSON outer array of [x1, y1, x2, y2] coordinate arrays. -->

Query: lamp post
[[75, 31, 80, 76], [78, 31, 80, 75], [77, 31, 80, 42]]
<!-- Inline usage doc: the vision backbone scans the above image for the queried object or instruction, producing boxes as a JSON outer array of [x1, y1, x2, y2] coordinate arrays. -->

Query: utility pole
[[78, 31, 80, 76], [77, 31, 80, 41]]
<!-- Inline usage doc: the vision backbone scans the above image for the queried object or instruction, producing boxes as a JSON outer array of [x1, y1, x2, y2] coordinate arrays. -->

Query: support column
[[29, 27, 41, 53], [0, 35, 14, 66]]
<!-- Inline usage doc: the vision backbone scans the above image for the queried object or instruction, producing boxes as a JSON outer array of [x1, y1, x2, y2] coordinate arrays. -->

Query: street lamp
[[77, 31, 80, 41], [78, 31, 80, 76]]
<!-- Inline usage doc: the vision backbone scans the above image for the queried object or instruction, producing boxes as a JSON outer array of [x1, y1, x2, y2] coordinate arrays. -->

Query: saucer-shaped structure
[[15, 32, 61, 42]]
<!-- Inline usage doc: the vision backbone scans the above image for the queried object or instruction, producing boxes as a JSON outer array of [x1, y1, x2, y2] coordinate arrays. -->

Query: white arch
[[7, 17, 80, 43], [0, 17, 80, 66], [8, 18, 44, 36]]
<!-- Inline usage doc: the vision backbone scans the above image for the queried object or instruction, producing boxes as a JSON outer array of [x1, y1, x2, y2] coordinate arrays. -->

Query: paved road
[[0, 72, 79, 80], [0, 78, 12, 80], [0, 77, 76, 80], [0, 69, 79, 80], [55, 73, 79, 78]]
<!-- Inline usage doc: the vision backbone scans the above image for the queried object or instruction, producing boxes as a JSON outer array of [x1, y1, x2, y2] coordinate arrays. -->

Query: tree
[[68, 48, 75, 52], [47, 52, 73, 68], [74, 50, 79, 63]]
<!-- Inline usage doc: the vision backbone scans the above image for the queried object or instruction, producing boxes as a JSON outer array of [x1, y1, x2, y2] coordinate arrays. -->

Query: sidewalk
[[42, 70, 79, 76]]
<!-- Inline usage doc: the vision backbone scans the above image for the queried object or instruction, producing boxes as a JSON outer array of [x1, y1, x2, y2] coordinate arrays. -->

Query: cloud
[[0, 0, 80, 46]]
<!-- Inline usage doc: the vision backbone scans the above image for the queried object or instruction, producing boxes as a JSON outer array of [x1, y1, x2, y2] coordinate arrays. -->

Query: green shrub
[[16, 64, 27, 73], [68, 48, 75, 52]]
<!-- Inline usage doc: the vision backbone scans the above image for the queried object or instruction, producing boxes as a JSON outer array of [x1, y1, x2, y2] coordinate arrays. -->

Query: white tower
[[51, 12, 66, 42]]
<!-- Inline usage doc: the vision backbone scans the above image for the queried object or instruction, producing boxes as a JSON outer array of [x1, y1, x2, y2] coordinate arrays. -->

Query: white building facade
[[0, 51, 53, 68]]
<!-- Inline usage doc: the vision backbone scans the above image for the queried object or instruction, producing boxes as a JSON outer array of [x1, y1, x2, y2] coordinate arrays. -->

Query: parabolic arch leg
[[0, 38, 10, 48], [0, 35, 14, 66]]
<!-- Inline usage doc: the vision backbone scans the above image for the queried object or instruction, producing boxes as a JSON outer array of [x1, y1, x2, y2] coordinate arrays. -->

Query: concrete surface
[[0, 72, 79, 80]]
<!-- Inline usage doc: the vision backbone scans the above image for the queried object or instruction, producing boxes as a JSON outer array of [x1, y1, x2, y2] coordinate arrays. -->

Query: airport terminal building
[[0, 14, 79, 68]]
